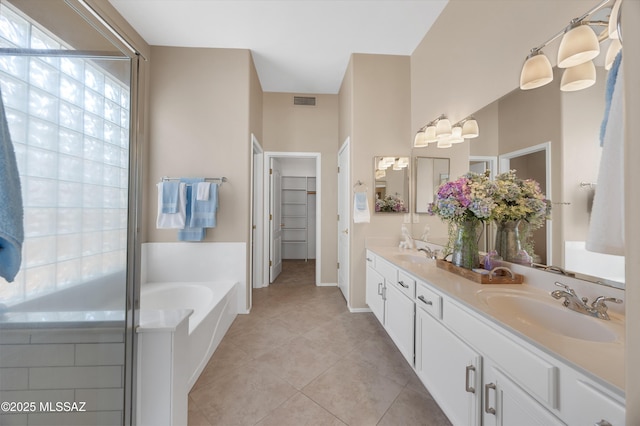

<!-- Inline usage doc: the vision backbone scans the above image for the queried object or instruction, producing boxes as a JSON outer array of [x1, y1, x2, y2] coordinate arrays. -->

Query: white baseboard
[[316, 282, 338, 287], [349, 307, 372, 313]]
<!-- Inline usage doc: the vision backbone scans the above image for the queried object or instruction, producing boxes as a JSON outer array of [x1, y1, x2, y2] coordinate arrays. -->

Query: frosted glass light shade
[[436, 136, 452, 148], [560, 61, 596, 91], [557, 23, 600, 68], [425, 125, 437, 143], [520, 51, 553, 90], [435, 118, 451, 137], [461, 119, 479, 138], [414, 130, 428, 147], [609, 0, 622, 39], [450, 126, 464, 143], [605, 39, 622, 70]]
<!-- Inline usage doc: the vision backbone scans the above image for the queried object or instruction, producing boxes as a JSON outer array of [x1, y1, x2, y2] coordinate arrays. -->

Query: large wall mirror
[[415, 157, 450, 214], [468, 64, 624, 289], [374, 156, 410, 213]]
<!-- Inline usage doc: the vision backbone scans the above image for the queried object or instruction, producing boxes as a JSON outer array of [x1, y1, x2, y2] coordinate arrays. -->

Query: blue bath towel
[[0, 87, 24, 282], [600, 51, 622, 146], [190, 183, 218, 228], [178, 178, 206, 242], [160, 181, 181, 213]]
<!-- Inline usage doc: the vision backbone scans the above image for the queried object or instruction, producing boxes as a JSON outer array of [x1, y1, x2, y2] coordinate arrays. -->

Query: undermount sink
[[476, 289, 621, 343], [394, 253, 429, 264]]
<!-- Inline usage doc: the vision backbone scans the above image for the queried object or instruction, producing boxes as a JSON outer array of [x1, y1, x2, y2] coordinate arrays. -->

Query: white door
[[337, 139, 350, 301], [269, 158, 283, 282]]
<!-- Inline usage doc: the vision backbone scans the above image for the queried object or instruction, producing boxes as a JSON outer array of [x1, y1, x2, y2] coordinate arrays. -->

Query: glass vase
[[451, 219, 481, 269], [494, 220, 522, 262]]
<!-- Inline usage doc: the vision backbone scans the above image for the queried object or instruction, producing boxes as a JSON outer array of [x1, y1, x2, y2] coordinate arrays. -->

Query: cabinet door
[[415, 307, 481, 426], [384, 283, 414, 366], [568, 379, 624, 426], [365, 265, 385, 325], [483, 365, 564, 426]]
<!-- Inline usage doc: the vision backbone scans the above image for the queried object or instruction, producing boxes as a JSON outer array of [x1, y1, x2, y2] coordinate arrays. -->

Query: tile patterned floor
[[188, 260, 452, 426]]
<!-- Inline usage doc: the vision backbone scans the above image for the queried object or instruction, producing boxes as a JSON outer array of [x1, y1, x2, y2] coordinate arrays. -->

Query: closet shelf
[[281, 175, 316, 261]]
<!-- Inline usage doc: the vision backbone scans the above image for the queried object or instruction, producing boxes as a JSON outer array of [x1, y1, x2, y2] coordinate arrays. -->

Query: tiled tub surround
[[0, 322, 126, 425], [367, 246, 625, 425]]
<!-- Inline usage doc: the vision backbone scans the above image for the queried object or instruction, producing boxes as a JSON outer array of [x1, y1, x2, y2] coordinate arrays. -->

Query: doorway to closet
[[263, 152, 321, 287]]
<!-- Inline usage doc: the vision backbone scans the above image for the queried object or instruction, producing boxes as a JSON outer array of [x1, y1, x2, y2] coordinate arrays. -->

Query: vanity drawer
[[365, 252, 376, 269], [444, 299, 558, 409], [415, 281, 442, 319], [395, 270, 416, 299], [375, 257, 398, 284]]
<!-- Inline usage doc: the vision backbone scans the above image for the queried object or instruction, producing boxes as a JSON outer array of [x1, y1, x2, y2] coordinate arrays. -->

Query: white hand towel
[[586, 56, 624, 256], [353, 192, 370, 223], [196, 182, 211, 201], [156, 182, 187, 229]]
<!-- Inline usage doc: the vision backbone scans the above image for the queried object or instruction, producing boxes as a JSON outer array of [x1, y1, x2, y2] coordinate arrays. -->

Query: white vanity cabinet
[[564, 377, 625, 426], [482, 363, 565, 426], [365, 251, 415, 366], [415, 300, 481, 426], [364, 249, 625, 426], [384, 280, 415, 366], [365, 255, 385, 324]]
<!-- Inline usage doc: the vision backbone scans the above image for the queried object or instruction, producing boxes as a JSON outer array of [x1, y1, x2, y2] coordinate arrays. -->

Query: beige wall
[[342, 53, 412, 309], [262, 92, 339, 284], [147, 46, 253, 244]]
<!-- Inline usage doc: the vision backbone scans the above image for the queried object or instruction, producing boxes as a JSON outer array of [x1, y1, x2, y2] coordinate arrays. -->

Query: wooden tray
[[436, 259, 523, 284]]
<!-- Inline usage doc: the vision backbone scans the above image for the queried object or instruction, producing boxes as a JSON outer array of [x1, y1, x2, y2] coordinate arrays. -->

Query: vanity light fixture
[[557, 21, 600, 68], [520, 49, 554, 90], [436, 137, 453, 149], [425, 124, 438, 142], [561, 60, 597, 91], [413, 130, 428, 148], [459, 117, 479, 139], [414, 115, 480, 148], [605, 38, 622, 70], [450, 126, 465, 144], [519, 0, 621, 92], [435, 115, 452, 138]]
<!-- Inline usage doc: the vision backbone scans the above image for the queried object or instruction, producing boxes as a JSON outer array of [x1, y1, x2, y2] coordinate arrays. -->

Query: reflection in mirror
[[469, 65, 625, 288], [415, 157, 450, 214], [374, 156, 409, 213]]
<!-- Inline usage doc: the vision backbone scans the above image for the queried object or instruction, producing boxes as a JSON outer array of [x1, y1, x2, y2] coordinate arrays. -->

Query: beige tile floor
[[188, 260, 452, 426]]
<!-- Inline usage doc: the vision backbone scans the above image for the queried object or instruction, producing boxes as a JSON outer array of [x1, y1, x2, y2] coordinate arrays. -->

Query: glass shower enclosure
[[0, 1, 140, 424]]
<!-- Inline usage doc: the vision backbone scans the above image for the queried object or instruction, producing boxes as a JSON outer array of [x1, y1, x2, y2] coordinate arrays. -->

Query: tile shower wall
[[0, 327, 124, 425]]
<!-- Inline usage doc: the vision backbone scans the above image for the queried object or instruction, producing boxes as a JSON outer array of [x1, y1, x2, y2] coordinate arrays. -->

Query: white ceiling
[[107, 0, 448, 94]]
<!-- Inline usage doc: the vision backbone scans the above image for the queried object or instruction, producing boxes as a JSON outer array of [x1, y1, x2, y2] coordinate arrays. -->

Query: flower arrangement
[[375, 193, 407, 212], [492, 170, 551, 229], [427, 172, 495, 223]]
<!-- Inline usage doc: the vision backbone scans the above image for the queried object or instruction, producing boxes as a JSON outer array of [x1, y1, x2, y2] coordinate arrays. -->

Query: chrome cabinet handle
[[465, 365, 476, 393], [398, 280, 409, 288], [382, 286, 386, 300], [418, 295, 433, 306], [595, 421, 612, 426], [484, 383, 496, 415], [366, 257, 373, 262], [377, 282, 383, 296]]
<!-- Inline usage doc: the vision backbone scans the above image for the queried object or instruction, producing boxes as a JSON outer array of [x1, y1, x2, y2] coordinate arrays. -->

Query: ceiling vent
[[293, 96, 316, 106]]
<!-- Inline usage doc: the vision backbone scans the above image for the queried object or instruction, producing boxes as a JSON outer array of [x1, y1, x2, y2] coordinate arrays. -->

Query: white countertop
[[367, 246, 625, 396]]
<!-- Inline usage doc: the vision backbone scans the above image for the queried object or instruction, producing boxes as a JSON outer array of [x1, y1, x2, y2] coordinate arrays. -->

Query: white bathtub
[[140, 280, 237, 390]]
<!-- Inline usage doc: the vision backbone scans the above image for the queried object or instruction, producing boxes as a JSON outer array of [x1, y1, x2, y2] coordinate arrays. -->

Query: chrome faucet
[[418, 247, 439, 259], [551, 282, 622, 320]]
